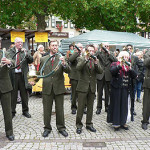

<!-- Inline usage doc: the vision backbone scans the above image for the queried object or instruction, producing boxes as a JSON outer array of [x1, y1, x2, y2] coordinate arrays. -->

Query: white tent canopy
[[61, 30, 150, 52]]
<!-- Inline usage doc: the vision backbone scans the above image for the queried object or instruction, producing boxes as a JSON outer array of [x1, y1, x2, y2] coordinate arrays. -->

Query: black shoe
[[59, 130, 68, 137], [42, 130, 51, 137], [96, 109, 101, 114], [133, 111, 137, 116], [71, 110, 76, 114], [7, 135, 15, 141], [86, 126, 96, 132], [17, 101, 22, 104], [84, 108, 87, 114], [114, 127, 120, 131], [23, 112, 31, 118], [142, 123, 148, 130], [76, 128, 82, 134], [12, 113, 15, 119], [121, 125, 129, 130]]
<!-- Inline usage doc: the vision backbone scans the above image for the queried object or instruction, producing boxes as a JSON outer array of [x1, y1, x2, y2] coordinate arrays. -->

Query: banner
[[35, 32, 48, 42], [11, 31, 25, 42]]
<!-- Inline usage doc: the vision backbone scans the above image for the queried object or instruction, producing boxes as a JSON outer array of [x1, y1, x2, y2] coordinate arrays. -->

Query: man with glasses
[[96, 42, 117, 114], [126, 44, 138, 120]]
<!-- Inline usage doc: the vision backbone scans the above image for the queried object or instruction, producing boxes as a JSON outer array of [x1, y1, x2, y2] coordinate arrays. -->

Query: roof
[[0, 28, 51, 39], [61, 30, 150, 51]]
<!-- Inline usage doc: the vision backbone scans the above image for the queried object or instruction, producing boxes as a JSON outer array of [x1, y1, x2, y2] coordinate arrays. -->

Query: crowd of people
[[0, 37, 150, 141]]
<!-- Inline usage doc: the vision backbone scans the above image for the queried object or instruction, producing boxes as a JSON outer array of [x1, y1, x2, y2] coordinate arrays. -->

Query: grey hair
[[14, 37, 23, 43]]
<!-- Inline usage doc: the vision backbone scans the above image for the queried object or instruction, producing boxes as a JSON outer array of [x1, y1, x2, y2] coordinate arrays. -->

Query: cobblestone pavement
[[0, 92, 150, 150]]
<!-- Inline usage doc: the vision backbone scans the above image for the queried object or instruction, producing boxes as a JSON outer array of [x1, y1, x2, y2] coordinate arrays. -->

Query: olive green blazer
[[68, 51, 80, 80], [0, 50, 14, 93], [76, 56, 103, 93], [40, 54, 70, 95], [143, 51, 150, 89], [96, 51, 117, 81]]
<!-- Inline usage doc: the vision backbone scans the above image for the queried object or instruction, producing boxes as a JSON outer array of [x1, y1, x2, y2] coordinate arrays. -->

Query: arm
[[110, 63, 122, 76], [69, 51, 80, 63], [76, 57, 88, 71]]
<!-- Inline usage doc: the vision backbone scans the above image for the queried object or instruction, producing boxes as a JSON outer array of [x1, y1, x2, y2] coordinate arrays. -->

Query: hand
[[94, 57, 98, 64], [59, 56, 66, 66], [1, 57, 11, 65]]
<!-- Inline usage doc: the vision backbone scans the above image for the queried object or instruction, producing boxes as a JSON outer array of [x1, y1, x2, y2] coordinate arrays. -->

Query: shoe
[[17, 101, 22, 104], [96, 109, 101, 114], [121, 125, 129, 130], [42, 130, 51, 137], [114, 127, 120, 131], [84, 108, 87, 114], [12, 113, 15, 118], [23, 112, 31, 118], [59, 130, 68, 137], [76, 128, 82, 134], [142, 123, 148, 130], [105, 107, 108, 112], [86, 126, 96, 132], [133, 111, 137, 116], [6, 135, 15, 141], [71, 110, 76, 114], [137, 98, 142, 103]]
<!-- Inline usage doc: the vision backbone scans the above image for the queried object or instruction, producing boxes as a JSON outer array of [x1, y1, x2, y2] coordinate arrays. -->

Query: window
[[51, 16, 55, 28], [70, 22, 74, 29], [56, 21, 62, 27], [64, 21, 68, 28]]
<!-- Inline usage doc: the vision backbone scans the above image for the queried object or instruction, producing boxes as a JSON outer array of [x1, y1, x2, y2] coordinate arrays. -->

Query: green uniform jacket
[[40, 54, 71, 95], [8, 47, 33, 89], [143, 51, 150, 89], [68, 51, 80, 80], [0, 50, 14, 93], [96, 51, 117, 81], [76, 56, 103, 93]]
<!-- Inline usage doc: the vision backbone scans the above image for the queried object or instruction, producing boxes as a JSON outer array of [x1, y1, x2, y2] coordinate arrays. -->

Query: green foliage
[[0, 0, 149, 32]]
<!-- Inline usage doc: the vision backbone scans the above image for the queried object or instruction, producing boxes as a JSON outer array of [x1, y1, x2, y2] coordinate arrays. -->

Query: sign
[[35, 32, 48, 42], [11, 31, 25, 42], [50, 32, 69, 38]]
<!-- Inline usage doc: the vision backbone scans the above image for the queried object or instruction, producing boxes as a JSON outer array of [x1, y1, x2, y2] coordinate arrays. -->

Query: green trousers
[[142, 88, 150, 124], [42, 89, 66, 131], [76, 87, 95, 129], [0, 91, 13, 136]]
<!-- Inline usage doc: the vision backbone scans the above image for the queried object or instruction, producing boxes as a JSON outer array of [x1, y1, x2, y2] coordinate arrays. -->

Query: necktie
[[16, 51, 21, 70], [89, 59, 92, 69], [51, 57, 55, 67]]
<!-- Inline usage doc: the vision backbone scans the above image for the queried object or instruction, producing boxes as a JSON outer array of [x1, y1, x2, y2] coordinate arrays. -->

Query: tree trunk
[[36, 14, 47, 46]]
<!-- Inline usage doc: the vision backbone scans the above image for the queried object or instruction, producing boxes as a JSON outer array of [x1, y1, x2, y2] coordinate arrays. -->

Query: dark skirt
[[107, 86, 129, 126]]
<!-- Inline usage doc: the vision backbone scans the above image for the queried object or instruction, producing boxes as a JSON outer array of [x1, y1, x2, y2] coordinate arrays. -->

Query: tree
[[0, 0, 150, 32]]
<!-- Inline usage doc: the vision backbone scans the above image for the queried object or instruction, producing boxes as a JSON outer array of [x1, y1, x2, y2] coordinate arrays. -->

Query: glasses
[[104, 45, 109, 48]]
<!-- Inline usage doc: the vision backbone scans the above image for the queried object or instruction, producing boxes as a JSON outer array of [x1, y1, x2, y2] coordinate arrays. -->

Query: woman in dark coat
[[107, 51, 137, 131]]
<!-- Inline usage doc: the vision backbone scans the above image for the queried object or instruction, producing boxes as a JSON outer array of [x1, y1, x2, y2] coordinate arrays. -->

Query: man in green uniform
[[0, 49, 15, 141], [40, 40, 70, 137], [96, 43, 117, 114], [8, 37, 33, 118], [76, 45, 103, 134], [141, 50, 150, 130], [67, 43, 83, 114]]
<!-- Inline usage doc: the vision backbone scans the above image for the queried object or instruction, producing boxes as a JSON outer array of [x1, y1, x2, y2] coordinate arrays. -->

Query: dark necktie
[[89, 59, 92, 69], [16, 51, 21, 70], [51, 57, 55, 67]]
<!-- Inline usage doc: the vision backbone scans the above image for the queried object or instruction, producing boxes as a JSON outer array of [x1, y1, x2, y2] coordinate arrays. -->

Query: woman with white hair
[[33, 45, 45, 71], [107, 51, 137, 131]]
